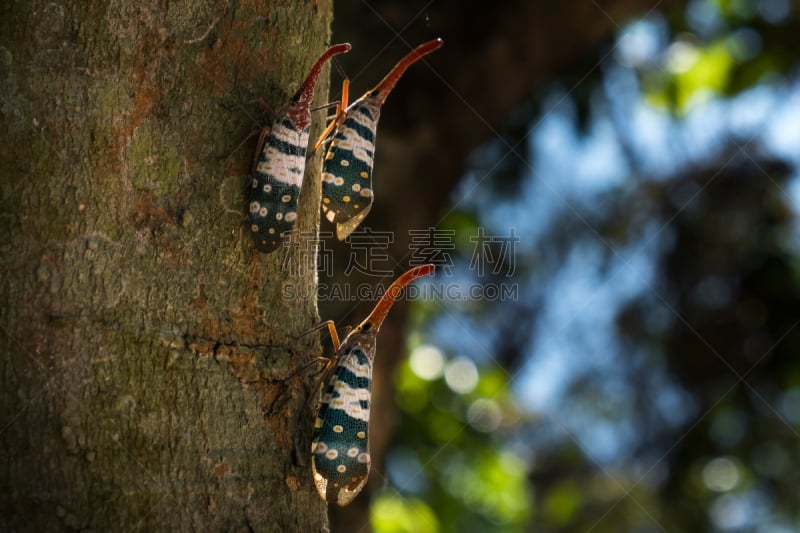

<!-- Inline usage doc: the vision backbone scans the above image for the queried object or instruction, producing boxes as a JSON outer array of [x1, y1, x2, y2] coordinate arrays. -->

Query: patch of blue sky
[[476, 101, 630, 246], [727, 84, 778, 135], [763, 82, 800, 165], [685, 0, 725, 37], [683, 96, 731, 163], [514, 240, 657, 410], [615, 15, 669, 68]]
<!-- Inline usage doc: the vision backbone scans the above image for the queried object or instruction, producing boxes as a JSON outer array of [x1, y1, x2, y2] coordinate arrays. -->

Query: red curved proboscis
[[294, 43, 352, 107], [360, 264, 435, 330], [371, 38, 443, 105]]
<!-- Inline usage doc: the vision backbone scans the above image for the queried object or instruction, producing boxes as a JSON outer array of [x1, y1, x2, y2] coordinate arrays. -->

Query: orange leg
[[301, 320, 343, 407], [303, 319, 341, 352]]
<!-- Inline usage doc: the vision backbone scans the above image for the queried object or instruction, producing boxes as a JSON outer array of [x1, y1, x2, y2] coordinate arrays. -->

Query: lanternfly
[[249, 43, 351, 253], [316, 39, 443, 240], [311, 264, 435, 505]]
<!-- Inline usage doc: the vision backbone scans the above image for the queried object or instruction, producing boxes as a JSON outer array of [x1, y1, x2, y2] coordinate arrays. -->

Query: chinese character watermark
[[279, 230, 335, 277], [278, 226, 520, 302], [408, 227, 455, 275], [469, 227, 519, 277], [343, 228, 394, 277]]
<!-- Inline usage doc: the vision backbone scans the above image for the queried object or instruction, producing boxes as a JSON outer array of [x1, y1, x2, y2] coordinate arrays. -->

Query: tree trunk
[[1, 1, 333, 530]]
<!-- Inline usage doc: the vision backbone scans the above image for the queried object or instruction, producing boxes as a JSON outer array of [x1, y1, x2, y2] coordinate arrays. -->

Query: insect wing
[[335, 200, 372, 240], [311, 345, 373, 506], [249, 43, 350, 254], [249, 118, 307, 252], [321, 100, 378, 236]]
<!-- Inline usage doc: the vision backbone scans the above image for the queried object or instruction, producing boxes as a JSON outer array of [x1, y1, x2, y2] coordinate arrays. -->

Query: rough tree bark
[[1, 1, 335, 531]]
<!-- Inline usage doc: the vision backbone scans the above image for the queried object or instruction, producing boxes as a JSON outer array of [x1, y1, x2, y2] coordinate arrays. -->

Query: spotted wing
[[321, 101, 379, 238], [249, 118, 308, 253], [311, 345, 373, 506]]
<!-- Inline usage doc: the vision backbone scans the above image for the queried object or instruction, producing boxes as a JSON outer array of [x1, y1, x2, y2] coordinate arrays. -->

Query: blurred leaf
[[372, 494, 440, 533], [442, 450, 532, 526], [542, 480, 582, 526], [674, 40, 734, 108]]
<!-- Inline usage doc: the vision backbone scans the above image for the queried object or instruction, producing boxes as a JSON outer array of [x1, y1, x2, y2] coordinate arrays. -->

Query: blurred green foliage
[[388, 339, 531, 532], [373, 0, 800, 532]]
